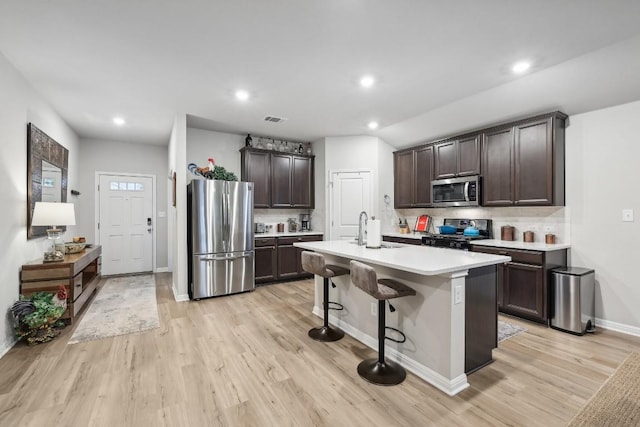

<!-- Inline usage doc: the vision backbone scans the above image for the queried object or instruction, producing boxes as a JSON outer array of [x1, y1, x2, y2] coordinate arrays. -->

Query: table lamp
[[31, 202, 76, 262]]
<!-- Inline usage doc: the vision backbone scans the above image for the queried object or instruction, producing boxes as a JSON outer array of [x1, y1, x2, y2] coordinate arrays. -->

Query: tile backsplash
[[394, 206, 569, 244], [254, 209, 318, 232]]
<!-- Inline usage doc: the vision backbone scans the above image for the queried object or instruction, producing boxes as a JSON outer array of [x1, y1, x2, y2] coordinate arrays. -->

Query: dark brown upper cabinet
[[394, 145, 433, 208], [241, 147, 314, 209], [482, 112, 566, 206], [433, 134, 480, 180], [241, 148, 270, 208]]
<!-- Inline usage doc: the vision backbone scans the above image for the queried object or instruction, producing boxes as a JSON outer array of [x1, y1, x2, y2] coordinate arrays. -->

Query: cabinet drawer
[[278, 235, 323, 245], [473, 246, 543, 264], [255, 237, 276, 247]]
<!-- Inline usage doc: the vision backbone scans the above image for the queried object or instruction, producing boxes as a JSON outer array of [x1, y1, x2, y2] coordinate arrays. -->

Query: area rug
[[498, 320, 527, 343], [68, 274, 159, 344], [567, 352, 640, 426]]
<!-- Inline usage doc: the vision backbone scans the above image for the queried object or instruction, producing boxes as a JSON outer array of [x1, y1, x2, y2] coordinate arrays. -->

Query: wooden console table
[[20, 245, 102, 324]]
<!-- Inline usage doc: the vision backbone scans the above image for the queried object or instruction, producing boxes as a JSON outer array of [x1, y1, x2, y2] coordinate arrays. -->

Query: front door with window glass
[[98, 174, 153, 275]]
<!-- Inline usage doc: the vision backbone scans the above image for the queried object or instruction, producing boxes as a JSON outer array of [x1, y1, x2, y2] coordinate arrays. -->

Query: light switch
[[622, 209, 634, 222]]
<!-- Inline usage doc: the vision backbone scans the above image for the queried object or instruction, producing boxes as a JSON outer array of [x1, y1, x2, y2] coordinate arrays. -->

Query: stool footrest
[[384, 326, 407, 344], [326, 301, 344, 311]]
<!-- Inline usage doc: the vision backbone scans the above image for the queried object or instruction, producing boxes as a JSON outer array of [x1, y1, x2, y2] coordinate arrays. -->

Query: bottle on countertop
[[245, 134, 252, 147]]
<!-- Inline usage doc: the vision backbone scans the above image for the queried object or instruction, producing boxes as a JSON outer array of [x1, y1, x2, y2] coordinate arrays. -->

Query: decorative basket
[[64, 242, 86, 254]]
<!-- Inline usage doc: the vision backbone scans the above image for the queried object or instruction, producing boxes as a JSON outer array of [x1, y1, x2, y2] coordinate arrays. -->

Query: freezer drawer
[[190, 251, 255, 299]]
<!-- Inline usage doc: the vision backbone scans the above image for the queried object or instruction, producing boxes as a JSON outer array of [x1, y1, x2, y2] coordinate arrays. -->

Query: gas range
[[421, 219, 493, 250]]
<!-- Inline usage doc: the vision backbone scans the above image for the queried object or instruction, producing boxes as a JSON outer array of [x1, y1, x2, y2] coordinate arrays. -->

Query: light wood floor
[[1, 273, 639, 426]]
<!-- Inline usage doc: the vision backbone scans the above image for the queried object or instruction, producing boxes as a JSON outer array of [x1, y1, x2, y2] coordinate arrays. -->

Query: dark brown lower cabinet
[[277, 240, 300, 280], [472, 245, 567, 324], [255, 234, 323, 283], [255, 238, 277, 283], [502, 262, 545, 321]]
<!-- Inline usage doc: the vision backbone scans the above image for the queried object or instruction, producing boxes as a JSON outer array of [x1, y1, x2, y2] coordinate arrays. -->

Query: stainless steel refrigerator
[[187, 179, 254, 299]]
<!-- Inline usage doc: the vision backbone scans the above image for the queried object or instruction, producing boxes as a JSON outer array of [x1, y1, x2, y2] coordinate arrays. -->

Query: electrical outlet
[[544, 225, 555, 233], [371, 302, 377, 316], [623, 209, 634, 222], [454, 285, 463, 305]]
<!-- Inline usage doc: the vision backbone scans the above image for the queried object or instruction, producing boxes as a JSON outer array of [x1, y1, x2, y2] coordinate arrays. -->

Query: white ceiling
[[2, 1, 640, 148]]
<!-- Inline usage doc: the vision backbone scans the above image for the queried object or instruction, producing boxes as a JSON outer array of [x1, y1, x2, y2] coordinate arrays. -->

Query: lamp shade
[[31, 202, 76, 227]]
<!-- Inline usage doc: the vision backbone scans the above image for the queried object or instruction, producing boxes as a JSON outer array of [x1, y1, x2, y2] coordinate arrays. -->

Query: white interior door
[[330, 171, 372, 240], [98, 174, 154, 275]]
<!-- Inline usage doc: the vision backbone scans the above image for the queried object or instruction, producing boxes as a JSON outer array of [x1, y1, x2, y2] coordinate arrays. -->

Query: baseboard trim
[[0, 338, 17, 360], [155, 267, 169, 273], [172, 282, 190, 302], [312, 306, 469, 396], [595, 318, 640, 337]]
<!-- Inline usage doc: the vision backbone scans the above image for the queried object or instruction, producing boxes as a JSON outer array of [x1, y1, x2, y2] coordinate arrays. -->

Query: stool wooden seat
[[350, 259, 416, 385], [301, 251, 349, 342]]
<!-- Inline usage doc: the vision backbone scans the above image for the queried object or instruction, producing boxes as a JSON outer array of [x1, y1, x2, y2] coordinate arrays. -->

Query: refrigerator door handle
[[200, 252, 252, 262], [221, 186, 228, 252]]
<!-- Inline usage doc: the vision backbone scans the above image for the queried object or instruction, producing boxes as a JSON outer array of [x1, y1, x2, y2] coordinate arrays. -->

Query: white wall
[[321, 135, 397, 236], [77, 138, 169, 270], [0, 52, 80, 356], [186, 128, 244, 179], [311, 138, 326, 233], [169, 115, 188, 301], [566, 100, 640, 332]]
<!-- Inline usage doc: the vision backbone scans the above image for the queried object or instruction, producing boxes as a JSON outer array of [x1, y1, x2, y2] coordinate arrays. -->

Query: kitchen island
[[293, 240, 510, 395]]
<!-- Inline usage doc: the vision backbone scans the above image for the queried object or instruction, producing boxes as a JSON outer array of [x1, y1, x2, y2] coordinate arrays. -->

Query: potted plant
[[11, 286, 67, 345]]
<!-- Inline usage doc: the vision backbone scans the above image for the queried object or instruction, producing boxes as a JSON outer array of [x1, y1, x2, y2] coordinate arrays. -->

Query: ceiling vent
[[264, 115, 287, 123]]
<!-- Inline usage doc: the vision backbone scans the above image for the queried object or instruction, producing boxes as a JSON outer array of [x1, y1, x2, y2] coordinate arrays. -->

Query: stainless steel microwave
[[431, 176, 481, 207]]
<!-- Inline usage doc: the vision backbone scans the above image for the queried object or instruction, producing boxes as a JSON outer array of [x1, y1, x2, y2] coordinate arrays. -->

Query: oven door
[[431, 176, 480, 207]]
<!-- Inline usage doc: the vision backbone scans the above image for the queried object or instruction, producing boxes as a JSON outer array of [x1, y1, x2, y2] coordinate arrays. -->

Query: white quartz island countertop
[[294, 240, 510, 276]]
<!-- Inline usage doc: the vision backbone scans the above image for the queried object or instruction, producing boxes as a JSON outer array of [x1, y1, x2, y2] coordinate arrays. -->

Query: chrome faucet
[[357, 211, 368, 246]]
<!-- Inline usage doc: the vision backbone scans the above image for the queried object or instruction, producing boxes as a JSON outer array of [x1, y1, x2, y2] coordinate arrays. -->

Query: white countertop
[[382, 231, 426, 240], [294, 240, 510, 276], [471, 239, 571, 251], [255, 231, 324, 238]]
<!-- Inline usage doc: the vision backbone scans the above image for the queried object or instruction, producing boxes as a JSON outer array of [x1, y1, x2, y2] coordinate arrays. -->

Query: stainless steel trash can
[[550, 267, 595, 335]]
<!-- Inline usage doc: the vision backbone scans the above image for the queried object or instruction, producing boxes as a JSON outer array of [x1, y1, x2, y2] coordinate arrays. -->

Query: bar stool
[[349, 260, 416, 386], [301, 251, 349, 342]]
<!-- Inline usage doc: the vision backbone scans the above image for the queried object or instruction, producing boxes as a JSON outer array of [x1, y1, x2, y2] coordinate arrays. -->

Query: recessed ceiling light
[[235, 90, 250, 101], [113, 117, 125, 126], [360, 75, 375, 88], [512, 61, 531, 74], [368, 121, 379, 130]]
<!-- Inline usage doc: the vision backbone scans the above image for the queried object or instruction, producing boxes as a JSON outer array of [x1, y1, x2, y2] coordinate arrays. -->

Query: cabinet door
[[394, 151, 415, 208], [255, 246, 277, 283], [457, 135, 480, 176], [482, 127, 514, 206], [514, 118, 553, 205], [242, 150, 271, 208], [291, 156, 313, 208], [271, 154, 293, 208], [434, 140, 457, 180], [502, 262, 545, 322], [277, 244, 299, 279], [414, 145, 433, 206]]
